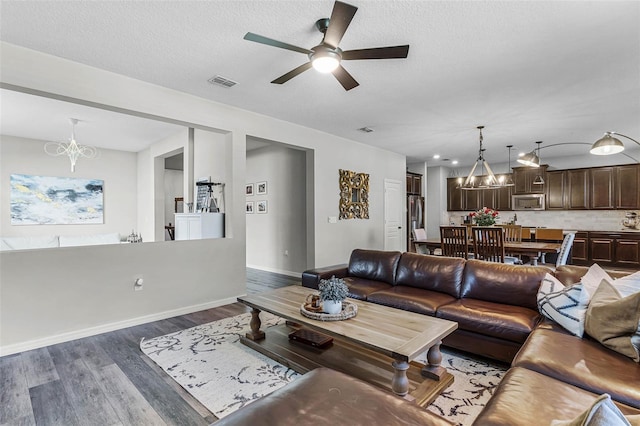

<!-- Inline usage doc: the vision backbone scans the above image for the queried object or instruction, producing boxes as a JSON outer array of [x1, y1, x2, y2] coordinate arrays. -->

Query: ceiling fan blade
[[332, 65, 359, 91], [342, 45, 410, 60], [271, 62, 313, 84], [323, 1, 358, 49], [244, 32, 312, 55]]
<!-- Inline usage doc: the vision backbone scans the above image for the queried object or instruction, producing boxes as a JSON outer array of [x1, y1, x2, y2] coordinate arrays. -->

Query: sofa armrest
[[301, 264, 348, 289]]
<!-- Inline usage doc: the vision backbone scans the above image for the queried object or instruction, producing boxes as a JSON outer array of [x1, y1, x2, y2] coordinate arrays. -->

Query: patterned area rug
[[140, 312, 507, 425]]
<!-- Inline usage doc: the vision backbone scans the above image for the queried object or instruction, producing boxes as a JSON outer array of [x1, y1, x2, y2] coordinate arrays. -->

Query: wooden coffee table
[[238, 285, 458, 406]]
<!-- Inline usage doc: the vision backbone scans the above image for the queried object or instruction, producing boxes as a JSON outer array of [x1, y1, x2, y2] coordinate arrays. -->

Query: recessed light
[[452, 160, 458, 165], [433, 154, 440, 159], [518, 152, 525, 157]]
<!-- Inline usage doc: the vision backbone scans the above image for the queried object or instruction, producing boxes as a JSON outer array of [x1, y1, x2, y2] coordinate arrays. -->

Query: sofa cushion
[[347, 249, 401, 285], [473, 367, 640, 426], [214, 367, 453, 426], [460, 260, 549, 310], [554, 265, 631, 286], [367, 286, 457, 315], [512, 328, 640, 408], [585, 279, 640, 362], [395, 253, 465, 298], [553, 394, 640, 426], [343, 277, 392, 301], [436, 299, 540, 344]]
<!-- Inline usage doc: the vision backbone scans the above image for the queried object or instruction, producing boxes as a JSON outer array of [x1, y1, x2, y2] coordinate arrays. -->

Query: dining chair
[[535, 228, 564, 263], [541, 232, 575, 269], [440, 226, 468, 259], [472, 227, 520, 264], [412, 228, 429, 254], [500, 224, 522, 260]]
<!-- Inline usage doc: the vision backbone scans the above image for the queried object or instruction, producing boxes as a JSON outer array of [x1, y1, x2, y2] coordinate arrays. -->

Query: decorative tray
[[300, 300, 358, 321]]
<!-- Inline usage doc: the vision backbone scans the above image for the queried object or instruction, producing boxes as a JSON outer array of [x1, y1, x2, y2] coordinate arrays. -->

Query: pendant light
[[44, 118, 98, 172], [517, 141, 541, 167], [460, 126, 499, 191], [532, 141, 545, 185], [590, 132, 640, 155], [502, 145, 515, 186]]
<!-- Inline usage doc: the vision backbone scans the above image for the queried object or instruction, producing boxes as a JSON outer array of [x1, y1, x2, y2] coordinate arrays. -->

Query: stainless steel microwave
[[512, 194, 545, 210]]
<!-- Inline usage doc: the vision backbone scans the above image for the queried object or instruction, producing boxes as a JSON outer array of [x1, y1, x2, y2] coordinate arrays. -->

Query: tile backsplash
[[447, 210, 640, 232]]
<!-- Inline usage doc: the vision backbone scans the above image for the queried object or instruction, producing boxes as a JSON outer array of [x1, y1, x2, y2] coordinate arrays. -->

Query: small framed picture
[[257, 181, 267, 195], [245, 183, 254, 196], [257, 200, 267, 214], [246, 201, 254, 214]]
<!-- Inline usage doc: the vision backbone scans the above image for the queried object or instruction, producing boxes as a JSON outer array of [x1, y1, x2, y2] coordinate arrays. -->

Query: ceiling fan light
[[310, 48, 341, 73], [590, 133, 625, 155]]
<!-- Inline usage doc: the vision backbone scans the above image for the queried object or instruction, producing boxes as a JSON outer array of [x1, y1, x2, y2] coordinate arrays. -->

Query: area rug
[[140, 313, 507, 425]]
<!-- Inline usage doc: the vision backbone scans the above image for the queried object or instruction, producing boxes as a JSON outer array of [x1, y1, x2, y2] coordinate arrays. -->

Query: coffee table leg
[[422, 340, 446, 380], [245, 308, 265, 341], [391, 359, 410, 397]]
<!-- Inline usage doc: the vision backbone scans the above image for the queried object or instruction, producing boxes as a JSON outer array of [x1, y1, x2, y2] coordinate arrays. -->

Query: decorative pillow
[[612, 271, 640, 298], [538, 273, 588, 337], [579, 264, 614, 306], [551, 394, 640, 426], [585, 279, 640, 362]]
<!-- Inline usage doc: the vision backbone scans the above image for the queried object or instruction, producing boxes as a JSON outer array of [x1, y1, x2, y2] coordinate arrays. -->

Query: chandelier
[[44, 118, 98, 172], [460, 126, 499, 190]]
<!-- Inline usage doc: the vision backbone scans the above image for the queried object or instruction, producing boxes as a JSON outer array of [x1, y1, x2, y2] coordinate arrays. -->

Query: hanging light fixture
[[44, 118, 98, 172], [590, 131, 640, 155], [460, 126, 499, 191], [502, 145, 515, 186], [532, 141, 545, 185], [517, 141, 542, 167]]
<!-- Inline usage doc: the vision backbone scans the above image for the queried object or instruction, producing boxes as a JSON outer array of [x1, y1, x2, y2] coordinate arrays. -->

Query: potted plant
[[318, 276, 349, 314]]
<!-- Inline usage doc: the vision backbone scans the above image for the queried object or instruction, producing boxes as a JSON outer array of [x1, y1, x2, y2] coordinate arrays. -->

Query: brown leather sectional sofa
[[300, 249, 640, 425]]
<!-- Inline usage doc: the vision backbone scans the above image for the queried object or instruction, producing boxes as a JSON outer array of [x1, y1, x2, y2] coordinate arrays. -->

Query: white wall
[[0, 135, 137, 238], [426, 166, 449, 238], [246, 144, 307, 275], [0, 42, 406, 354], [193, 129, 227, 214], [163, 169, 183, 240]]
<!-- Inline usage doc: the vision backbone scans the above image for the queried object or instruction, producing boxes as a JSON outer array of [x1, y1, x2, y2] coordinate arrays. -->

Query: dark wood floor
[[0, 268, 299, 426]]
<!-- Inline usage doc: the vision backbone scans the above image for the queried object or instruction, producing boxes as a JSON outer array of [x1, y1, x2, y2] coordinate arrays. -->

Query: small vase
[[323, 300, 342, 314]]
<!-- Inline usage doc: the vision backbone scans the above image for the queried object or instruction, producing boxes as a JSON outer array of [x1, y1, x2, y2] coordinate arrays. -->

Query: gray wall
[[246, 145, 307, 275]]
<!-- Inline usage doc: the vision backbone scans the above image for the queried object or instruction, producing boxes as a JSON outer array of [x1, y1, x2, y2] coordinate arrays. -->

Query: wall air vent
[[208, 75, 238, 88]]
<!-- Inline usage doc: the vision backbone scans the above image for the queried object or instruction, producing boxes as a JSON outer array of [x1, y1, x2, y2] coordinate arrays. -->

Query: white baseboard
[[246, 264, 300, 278], [0, 296, 239, 357]]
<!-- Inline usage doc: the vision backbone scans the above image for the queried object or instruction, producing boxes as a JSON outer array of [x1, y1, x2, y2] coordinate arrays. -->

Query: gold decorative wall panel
[[339, 169, 369, 219]]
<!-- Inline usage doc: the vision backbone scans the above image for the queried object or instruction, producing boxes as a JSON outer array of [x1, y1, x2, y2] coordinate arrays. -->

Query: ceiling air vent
[[358, 127, 374, 133], [208, 75, 238, 88]]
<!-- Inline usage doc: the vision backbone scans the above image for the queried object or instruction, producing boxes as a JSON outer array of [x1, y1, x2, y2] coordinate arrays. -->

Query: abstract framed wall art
[[10, 174, 104, 225]]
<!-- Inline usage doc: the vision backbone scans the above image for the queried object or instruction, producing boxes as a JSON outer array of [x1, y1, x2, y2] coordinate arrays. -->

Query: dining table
[[416, 238, 561, 266]]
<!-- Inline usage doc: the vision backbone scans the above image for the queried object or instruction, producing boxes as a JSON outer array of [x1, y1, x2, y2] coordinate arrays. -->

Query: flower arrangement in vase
[[470, 207, 499, 226], [318, 275, 349, 314]]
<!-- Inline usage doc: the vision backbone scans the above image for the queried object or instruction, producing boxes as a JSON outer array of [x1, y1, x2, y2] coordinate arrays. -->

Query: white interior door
[[384, 179, 403, 251]]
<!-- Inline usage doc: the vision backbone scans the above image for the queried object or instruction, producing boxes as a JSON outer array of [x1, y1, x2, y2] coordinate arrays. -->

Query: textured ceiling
[[1, 0, 639, 167]]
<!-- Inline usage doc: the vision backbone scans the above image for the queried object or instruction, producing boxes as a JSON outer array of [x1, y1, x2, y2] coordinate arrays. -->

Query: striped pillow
[[537, 273, 588, 337]]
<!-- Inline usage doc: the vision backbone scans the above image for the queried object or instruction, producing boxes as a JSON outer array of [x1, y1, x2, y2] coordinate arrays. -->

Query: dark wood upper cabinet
[[590, 167, 615, 209], [447, 178, 464, 211], [546, 170, 566, 210], [406, 173, 422, 195], [616, 164, 640, 209], [567, 169, 589, 209], [513, 166, 547, 194]]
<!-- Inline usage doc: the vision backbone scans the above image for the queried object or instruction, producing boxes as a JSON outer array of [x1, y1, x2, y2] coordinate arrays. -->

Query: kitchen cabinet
[[572, 231, 640, 268], [567, 169, 589, 209], [513, 166, 547, 194], [571, 232, 589, 264], [484, 184, 512, 211], [590, 167, 615, 209], [406, 172, 422, 195], [464, 189, 483, 211], [546, 170, 566, 210], [616, 165, 640, 209], [447, 178, 465, 211], [175, 213, 225, 240]]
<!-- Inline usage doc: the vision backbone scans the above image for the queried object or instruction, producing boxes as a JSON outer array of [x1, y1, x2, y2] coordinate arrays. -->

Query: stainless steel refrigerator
[[407, 194, 424, 251]]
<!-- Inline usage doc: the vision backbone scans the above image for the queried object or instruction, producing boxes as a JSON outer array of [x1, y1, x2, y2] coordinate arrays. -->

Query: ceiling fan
[[243, 1, 410, 91]]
